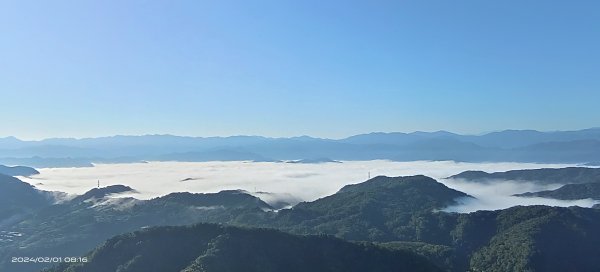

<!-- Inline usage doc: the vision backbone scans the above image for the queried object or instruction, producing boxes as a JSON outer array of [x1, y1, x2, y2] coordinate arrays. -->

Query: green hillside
[[45, 224, 441, 272]]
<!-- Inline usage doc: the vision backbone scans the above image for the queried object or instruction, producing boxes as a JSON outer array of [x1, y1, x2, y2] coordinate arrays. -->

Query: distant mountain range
[[2, 128, 600, 167]]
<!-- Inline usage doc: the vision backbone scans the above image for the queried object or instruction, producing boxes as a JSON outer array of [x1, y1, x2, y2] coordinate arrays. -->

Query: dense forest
[[44, 224, 441, 272]]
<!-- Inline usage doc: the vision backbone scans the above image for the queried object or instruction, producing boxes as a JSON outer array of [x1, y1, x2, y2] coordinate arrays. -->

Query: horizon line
[[3, 127, 600, 142]]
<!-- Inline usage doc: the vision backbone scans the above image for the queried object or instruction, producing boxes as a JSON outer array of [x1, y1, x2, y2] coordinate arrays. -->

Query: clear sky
[[1, 1, 599, 140]]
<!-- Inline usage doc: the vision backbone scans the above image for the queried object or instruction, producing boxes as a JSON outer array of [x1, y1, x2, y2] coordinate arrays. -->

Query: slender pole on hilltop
[[368, 171, 370, 179], [97, 180, 100, 188]]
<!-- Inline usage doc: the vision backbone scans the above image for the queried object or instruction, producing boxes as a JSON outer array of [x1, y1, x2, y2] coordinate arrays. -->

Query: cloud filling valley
[[19, 160, 599, 212]]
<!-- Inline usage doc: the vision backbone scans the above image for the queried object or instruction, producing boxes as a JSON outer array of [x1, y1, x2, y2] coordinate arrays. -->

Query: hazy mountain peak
[[0, 165, 39, 177]]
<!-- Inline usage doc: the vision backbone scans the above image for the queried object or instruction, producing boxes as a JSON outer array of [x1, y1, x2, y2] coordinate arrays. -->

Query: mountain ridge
[[2, 128, 600, 167], [449, 167, 600, 185]]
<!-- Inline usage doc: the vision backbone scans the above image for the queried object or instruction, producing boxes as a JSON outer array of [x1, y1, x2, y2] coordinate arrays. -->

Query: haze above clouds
[[19, 160, 599, 212]]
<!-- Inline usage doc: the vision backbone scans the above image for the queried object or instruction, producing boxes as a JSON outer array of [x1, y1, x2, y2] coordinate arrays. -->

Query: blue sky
[[1, 1, 599, 140]]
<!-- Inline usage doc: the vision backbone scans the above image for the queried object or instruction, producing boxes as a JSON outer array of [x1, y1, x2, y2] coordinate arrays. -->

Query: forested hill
[[0, 174, 52, 222], [0, 165, 39, 176], [515, 182, 600, 200], [465, 206, 600, 272], [449, 167, 600, 185], [0, 185, 272, 272], [268, 175, 471, 241], [260, 176, 600, 272], [44, 223, 442, 272]]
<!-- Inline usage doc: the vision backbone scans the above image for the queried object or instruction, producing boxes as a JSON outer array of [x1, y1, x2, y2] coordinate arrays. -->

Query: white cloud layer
[[19, 160, 599, 212], [442, 178, 599, 213]]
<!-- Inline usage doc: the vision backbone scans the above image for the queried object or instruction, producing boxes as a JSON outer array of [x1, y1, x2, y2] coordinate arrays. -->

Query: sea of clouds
[[19, 160, 600, 212]]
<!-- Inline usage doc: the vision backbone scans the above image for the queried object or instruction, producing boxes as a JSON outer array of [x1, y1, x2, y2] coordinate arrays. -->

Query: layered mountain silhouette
[[2, 128, 600, 167]]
